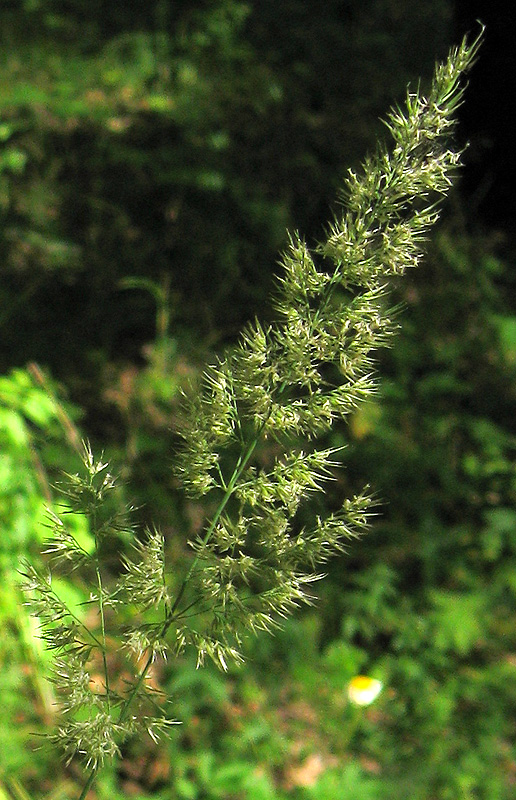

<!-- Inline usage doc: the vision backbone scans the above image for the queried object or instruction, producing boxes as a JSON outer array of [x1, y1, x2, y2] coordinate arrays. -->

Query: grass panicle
[[20, 31, 482, 798]]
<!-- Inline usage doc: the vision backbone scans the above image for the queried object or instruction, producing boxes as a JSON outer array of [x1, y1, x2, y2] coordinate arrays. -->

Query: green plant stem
[[340, 705, 364, 753], [13, 581, 55, 723], [95, 563, 111, 710], [77, 768, 97, 800], [172, 436, 259, 611], [3, 775, 32, 800]]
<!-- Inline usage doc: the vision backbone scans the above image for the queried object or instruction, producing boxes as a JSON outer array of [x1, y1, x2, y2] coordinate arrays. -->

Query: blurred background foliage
[[1, 1, 516, 798]]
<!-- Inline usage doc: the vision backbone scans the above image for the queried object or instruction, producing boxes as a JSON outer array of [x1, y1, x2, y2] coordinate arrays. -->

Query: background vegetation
[[1, 2, 515, 798]]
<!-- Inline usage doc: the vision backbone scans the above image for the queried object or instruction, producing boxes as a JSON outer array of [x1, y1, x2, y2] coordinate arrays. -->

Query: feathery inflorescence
[[20, 31, 482, 787]]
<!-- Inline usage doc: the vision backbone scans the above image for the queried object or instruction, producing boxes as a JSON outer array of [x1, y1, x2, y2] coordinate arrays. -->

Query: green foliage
[[0, 367, 90, 790], [308, 228, 516, 798], [0, 366, 89, 572], [0, 1, 452, 395]]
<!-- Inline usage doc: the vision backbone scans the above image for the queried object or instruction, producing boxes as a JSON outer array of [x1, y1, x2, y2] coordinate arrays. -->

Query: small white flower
[[347, 675, 383, 706]]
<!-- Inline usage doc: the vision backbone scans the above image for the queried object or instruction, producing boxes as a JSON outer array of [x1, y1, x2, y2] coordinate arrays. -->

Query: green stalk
[[169, 428, 263, 616], [91, 500, 111, 709], [77, 768, 97, 800], [95, 563, 111, 710]]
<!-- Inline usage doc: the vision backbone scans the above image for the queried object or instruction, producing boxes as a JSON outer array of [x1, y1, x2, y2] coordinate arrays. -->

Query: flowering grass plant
[[20, 31, 482, 799]]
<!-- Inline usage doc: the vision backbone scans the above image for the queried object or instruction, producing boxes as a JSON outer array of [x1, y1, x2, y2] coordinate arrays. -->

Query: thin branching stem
[[94, 563, 111, 710], [170, 414, 271, 617], [77, 768, 97, 800]]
